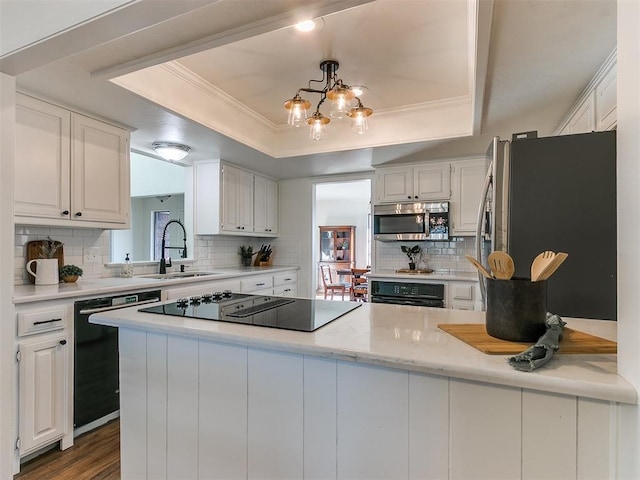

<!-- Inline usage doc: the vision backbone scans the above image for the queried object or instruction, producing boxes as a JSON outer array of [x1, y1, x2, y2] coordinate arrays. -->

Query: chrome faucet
[[159, 219, 187, 274]]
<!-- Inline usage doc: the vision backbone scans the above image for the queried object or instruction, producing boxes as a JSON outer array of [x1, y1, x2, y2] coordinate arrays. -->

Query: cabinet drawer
[[240, 275, 274, 292], [274, 271, 297, 287], [18, 307, 67, 337]]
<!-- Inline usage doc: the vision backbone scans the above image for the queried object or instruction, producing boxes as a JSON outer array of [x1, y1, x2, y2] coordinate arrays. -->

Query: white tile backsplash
[[375, 237, 480, 273], [14, 225, 297, 285]]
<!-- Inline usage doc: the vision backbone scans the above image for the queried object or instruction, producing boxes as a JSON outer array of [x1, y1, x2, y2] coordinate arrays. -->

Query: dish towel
[[508, 313, 567, 372]]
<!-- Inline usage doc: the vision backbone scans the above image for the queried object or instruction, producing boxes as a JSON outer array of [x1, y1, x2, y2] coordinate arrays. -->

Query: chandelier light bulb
[[284, 94, 311, 127], [308, 112, 330, 141], [348, 101, 373, 135]]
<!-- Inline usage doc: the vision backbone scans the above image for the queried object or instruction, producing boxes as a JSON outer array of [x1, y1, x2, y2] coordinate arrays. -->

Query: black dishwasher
[[74, 290, 161, 432]]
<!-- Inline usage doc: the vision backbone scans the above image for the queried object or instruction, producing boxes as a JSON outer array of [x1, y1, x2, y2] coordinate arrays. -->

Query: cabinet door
[[71, 114, 130, 224], [451, 159, 486, 235], [19, 333, 69, 456], [221, 165, 253, 233], [254, 175, 278, 235], [376, 167, 413, 203], [596, 63, 617, 131], [15, 95, 71, 219], [413, 163, 451, 200], [566, 92, 596, 134]]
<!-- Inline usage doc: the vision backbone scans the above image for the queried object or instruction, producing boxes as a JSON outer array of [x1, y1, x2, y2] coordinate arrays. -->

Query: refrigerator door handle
[[475, 162, 493, 308]]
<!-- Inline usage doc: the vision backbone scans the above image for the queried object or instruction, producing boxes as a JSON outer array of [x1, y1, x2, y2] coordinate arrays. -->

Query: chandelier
[[283, 60, 373, 140]]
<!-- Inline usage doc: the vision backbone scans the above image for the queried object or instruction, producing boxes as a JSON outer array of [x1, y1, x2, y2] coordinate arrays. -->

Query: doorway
[[313, 179, 372, 298]]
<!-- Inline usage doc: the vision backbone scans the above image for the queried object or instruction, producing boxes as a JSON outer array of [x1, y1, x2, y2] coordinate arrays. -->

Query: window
[[153, 211, 170, 260]]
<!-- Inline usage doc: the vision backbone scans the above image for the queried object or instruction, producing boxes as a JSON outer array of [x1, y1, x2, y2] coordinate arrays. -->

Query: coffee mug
[[26, 258, 60, 286]]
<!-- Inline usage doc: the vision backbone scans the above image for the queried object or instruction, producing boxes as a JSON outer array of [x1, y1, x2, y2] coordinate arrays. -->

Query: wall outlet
[[83, 246, 101, 264]]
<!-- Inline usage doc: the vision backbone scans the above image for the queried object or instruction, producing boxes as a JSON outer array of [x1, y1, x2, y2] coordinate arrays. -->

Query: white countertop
[[91, 300, 636, 405], [12, 266, 299, 304], [367, 269, 479, 282]]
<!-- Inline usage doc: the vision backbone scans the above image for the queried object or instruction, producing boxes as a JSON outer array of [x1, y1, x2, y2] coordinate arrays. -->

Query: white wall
[[616, 1, 640, 477]]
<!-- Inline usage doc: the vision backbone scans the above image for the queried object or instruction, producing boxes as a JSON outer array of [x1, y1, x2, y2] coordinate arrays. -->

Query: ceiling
[[7, 0, 616, 180]]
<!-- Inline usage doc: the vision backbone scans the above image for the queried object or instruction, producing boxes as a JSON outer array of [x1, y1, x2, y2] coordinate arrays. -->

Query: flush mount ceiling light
[[152, 142, 191, 161], [283, 59, 373, 141]]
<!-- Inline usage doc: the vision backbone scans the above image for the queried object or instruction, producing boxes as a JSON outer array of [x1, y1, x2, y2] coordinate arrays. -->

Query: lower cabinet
[[18, 333, 69, 456], [15, 302, 73, 461], [447, 281, 479, 310]]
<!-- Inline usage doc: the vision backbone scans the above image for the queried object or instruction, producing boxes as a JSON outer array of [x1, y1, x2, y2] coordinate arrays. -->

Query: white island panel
[[248, 348, 303, 479], [198, 341, 248, 479], [147, 332, 168, 479], [303, 356, 337, 480], [337, 362, 409, 479], [450, 379, 522, 479]]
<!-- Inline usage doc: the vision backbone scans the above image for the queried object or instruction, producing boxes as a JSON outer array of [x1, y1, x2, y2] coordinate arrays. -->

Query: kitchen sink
[[136, 271, 223, 280]]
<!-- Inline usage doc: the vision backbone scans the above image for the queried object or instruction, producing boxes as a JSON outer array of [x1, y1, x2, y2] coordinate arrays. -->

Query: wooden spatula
[[537, 252, 568, 281], [465, 255, 492, 279], [531, 250, 555, 281], [487, 251, 515, 280]]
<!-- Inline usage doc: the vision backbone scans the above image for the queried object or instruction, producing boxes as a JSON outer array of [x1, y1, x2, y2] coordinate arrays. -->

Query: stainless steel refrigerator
[[475, 131, 616, 320]]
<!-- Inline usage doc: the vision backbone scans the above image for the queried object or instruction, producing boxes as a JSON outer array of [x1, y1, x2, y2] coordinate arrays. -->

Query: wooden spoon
[[487, 251, 515, 280], [531, 250, 556, 282], [537, 252, 568, 281], [465, 255, 492, 279]]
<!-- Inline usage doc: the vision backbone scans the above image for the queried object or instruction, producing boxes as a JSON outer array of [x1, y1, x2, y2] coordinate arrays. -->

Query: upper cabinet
[[375, 162, 451, 203], [194, 160, 279, 237], [556, 50, 616, 135], [15, 94, 130, 228], [450, 157, 487, 235]]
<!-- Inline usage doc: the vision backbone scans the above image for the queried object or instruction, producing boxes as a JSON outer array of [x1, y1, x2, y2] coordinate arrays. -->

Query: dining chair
[[350, 268, 370, 302], [320, 264, 350, 300]]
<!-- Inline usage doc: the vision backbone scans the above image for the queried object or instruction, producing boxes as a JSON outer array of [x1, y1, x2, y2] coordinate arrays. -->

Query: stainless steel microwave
[[373, 202, 449, 241]]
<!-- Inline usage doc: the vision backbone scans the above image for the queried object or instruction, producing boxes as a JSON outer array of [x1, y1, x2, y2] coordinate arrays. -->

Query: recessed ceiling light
[[295, 20, 316, 32]]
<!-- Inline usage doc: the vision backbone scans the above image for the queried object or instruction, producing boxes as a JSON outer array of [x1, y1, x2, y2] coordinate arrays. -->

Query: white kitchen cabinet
[[595, 61, 617, 131], [195, 160, 279, 237], [450, 157, 487, 235], [375, 162, 451, 203], [15, 94, 130, 228], [221, 164, 254, 234], [556, 49, 617, 135], [15, 303, 73, 460], [18, 333, 69, 456], [253, 175, 278, 235]]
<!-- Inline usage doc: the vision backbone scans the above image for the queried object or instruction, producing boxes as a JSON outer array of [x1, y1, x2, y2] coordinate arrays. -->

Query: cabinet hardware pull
[[62, 210, 69, 215], [59, 339, 67, 345], [33, 318, 62, 325], [256, 282, 265, 286], [407, 195, 411, 199], [75, 212, 82, 217]]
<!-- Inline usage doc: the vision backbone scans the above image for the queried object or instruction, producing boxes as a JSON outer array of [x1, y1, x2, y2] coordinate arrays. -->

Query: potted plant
[[59, 264, 83, 283], [401, 245, 421, 270], [238, 245, 254, 267]]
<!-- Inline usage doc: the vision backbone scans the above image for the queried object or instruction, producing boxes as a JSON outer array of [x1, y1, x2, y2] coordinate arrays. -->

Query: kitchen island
[[92, 300, 635, 480]]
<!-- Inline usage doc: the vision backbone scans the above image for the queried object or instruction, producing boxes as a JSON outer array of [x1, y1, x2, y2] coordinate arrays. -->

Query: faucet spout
[[159, 219, 188, 274]]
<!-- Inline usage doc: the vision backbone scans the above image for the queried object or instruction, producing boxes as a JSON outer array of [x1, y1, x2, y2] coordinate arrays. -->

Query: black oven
[[370, 281, 445, 307]]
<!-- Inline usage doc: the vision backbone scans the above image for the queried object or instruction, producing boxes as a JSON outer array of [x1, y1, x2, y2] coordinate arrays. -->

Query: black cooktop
[[139, 292, 361, 332]]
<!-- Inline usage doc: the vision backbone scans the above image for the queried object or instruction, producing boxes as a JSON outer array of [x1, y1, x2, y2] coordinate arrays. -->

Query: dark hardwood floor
[[15, 420, 120, 480]]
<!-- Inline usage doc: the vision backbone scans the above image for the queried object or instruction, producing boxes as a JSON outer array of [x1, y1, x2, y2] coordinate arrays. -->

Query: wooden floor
[[15, 420, 120, 480]]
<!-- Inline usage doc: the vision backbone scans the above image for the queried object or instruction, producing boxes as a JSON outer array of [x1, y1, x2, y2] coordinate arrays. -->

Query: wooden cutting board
[[438, 323, 617, 355], [26, 240, 65, 284]]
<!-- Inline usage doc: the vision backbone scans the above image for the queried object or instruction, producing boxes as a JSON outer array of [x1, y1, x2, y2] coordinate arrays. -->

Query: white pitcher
[[26, 258, 60, 285]]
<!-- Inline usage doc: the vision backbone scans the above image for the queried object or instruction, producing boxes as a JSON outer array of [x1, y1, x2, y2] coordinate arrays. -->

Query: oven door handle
[[371, 296, 443, 307], [79, 297, 161, 315]]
